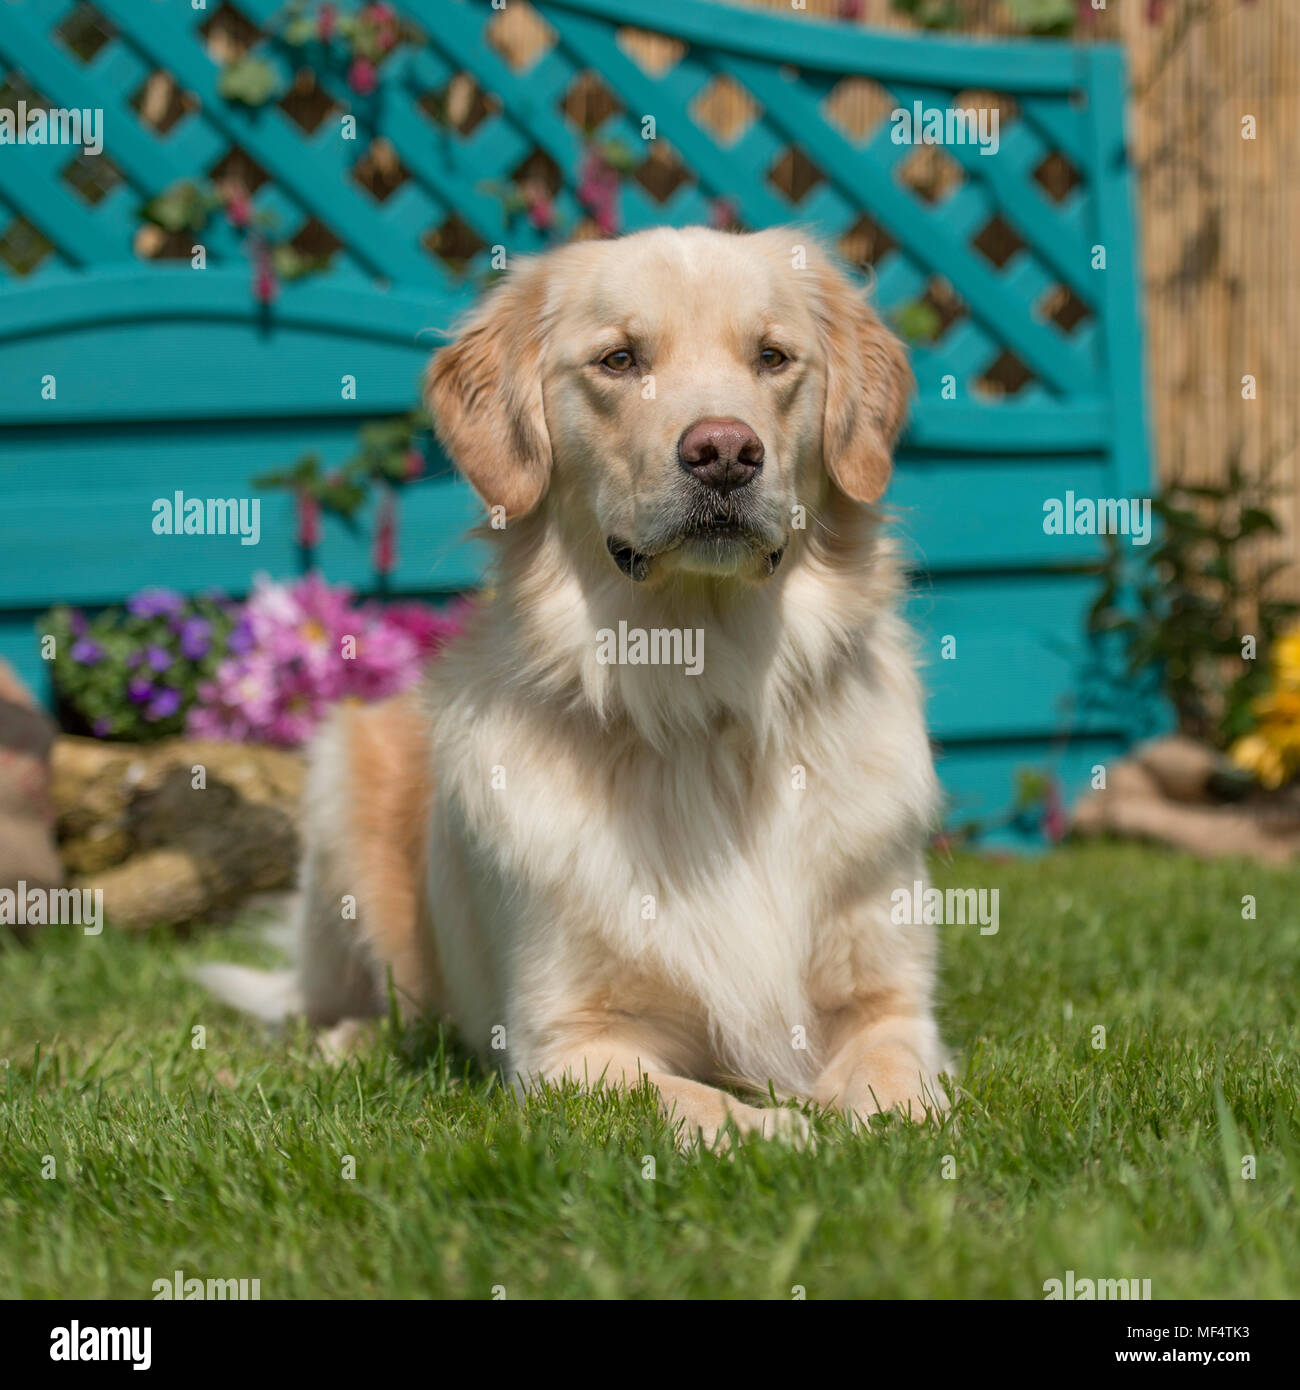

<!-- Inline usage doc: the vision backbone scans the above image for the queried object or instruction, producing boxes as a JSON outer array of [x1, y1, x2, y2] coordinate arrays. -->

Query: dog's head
[[426, 227, 911, 585]]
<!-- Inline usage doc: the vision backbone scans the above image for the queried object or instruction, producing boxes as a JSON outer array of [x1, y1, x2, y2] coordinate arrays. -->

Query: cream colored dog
[[202, 226, 950, 1147]]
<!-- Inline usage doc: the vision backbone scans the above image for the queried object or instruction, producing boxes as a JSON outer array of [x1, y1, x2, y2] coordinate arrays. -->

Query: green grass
[[1, 843, 1297, 1299]]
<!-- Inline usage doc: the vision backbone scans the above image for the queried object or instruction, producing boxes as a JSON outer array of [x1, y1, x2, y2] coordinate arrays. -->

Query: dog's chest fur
[[424, 628, 937, 1093]]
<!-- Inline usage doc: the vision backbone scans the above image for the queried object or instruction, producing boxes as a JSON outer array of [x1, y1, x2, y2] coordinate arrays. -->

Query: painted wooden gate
[[0, 0, 1162, 841]]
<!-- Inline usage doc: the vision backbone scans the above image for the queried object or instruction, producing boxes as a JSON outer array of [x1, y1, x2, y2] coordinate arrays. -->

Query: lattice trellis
[[0, 0, 1158, 840], [0, 0, 1135, 412]]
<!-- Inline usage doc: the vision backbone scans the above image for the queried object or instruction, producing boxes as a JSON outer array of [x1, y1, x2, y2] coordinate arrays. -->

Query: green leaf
[[140, 181, 210, 234], [218, 56, 281, 107], [1237, 506, 1281, 537], [270, 243, 332, 281], [284, 16, 317, 45], [597, 140, 639, 174], [253, 453, 320, 489], [894, 301, 942, 343], [1003, 0, 1077, 30]]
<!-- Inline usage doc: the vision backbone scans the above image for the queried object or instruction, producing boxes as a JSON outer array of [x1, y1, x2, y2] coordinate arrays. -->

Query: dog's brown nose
[[678, 418, 764, 495]]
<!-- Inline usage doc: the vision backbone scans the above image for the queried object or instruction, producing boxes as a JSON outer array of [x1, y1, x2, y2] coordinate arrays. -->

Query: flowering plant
[[186, 574, 467, 748], [42, 590, 241, 742], [41, 579, 468, 749], [139, 178, 333, 305], [1088, 455, 1298, 750], [280, 2, 405, 96], [253, 411, 431, 576], [1230, 627, 1300, 789]]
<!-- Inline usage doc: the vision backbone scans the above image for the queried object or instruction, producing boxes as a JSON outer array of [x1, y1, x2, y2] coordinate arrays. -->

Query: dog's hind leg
[[197, 691, 440, 1037], [311, 691, 443, 1027]]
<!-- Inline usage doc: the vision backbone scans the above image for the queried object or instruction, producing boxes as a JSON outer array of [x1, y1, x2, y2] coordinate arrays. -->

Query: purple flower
[[179, 617, 212, 661], [145, 644, 173, 673], [227, 617, 255, 655], [145, 687, 182, 722], [127, 677, 154, 704], [70, 638, 105, 666], [68, 610, 88, 637], [92, 717, 112, 738], [127, 588, 185, 619]]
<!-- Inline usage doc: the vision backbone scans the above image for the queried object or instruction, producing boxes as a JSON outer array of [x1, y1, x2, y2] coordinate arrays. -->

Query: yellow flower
[[1232, 622, 1300, 787], [1230, 733, 1288, 789], [1252, 689, 1300, 721], [1274, 630, 1300, 689]]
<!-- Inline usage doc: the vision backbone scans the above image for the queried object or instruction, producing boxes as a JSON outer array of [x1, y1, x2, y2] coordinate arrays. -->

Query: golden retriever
[[201, 226, 950, 1147]]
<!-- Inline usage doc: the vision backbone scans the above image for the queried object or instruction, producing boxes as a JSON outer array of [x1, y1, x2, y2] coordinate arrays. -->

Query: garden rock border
[[1072, 735, 1300, 863], [51, 736, 305, 929]]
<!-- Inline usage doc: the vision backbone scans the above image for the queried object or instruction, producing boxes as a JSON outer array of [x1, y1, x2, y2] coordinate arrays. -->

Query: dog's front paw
[[844, 1072, 950, 1129], [756, 1105, 813, 1148], [682, 1101, 812, 1153], [315, 1018, 380, 1062]]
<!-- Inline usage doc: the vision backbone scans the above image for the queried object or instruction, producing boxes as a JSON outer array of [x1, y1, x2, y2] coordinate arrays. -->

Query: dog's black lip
[[606, 536, 651, 581]]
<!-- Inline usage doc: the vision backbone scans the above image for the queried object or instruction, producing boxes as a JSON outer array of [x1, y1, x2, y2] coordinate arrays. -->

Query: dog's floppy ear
[[424, 259, 552, 520], [809, 247, 913, 504]]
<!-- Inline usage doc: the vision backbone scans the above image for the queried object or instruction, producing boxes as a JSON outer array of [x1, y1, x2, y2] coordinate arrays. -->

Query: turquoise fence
[[0, 0, 1162, 841]]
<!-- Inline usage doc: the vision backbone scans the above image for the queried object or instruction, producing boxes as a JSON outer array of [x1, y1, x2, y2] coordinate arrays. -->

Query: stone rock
[[1134, 735, 1221, 802], [50, 736, 305, 929], [1073, 737, 1300, 863], [0, 660, 63, 937]]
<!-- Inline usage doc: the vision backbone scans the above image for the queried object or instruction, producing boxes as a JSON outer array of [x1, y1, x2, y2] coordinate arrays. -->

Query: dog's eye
[[758, 346, 788, 370], [600, 349, 635, 373]]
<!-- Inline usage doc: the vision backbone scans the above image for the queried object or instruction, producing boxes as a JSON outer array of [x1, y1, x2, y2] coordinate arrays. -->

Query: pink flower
[[225, 191, 252, 229], [185, 575, 461, 748], [296, 491, 321, 548], [349, 56, 377, 95], [1043, 780, 1068, 844], [837, 0, 864, 18], [578, 148, 621, 237], [253, 245, 278, 304], [525, 187, 556, 231], [366, 3, 400, 54], [404, 447, 424, 480], [709, 197, 738, 231], [382, 598, 470, 658], [317, 3, 336, 40], [373, 491, 397, 575]]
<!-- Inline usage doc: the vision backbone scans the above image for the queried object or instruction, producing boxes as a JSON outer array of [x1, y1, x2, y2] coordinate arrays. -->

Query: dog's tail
[[191, 963, 303, 1026]]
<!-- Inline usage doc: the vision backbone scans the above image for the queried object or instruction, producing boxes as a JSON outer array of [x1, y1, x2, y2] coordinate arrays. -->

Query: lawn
[[1, 843, 1296, 1300]]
